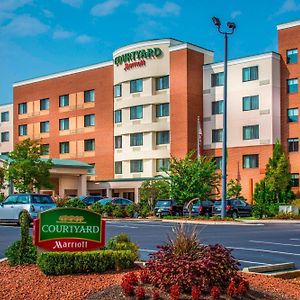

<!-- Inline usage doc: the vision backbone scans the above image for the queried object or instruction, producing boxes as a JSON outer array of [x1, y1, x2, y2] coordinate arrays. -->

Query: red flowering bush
[[139, 269, 150, 284], [169, 284, 180, 300], [210, 286, 220, 300], [151, 289, 160, 300], [136, 286, 146, 300], [191, 285, 201, 300], [226, 275, 249, 299], [121, 272, 138, 296]]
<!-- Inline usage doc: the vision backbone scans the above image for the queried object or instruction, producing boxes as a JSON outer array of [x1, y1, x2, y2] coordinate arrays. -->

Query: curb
[[0, 258, 7, 263], [243, 262, 295, 273], [161, 219, 264, 226]]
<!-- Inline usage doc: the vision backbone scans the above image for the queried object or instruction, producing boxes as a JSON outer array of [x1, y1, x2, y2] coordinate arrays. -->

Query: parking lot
[[1, 220, 300, 268]]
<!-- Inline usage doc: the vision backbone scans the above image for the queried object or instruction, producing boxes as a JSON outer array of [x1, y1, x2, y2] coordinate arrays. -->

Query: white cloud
[[91, 0, 126, 16], [230, 10, 241, 19], [135, 20, 167, 39], [135, 1, 181, 17], [1, 15, 49, 37], [53, 28, 74, 39], [274, 0, 300, 15], [61, 0, 83, 8], [0, 0, 32, 11], [75, 34, 92, 43]]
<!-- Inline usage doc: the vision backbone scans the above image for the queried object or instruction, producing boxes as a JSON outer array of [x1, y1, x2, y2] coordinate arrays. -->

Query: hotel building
[[0, 103, 13, 155], [13, 20, 300, 202]]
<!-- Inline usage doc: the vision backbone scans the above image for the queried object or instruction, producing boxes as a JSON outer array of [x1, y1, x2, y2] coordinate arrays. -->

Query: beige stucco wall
[[203, 52, 281, 149], [0, 103, 13, 154]]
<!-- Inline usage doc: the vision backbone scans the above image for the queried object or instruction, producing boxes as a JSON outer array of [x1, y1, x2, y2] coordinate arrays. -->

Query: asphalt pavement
[[1, 220, 300, 269]]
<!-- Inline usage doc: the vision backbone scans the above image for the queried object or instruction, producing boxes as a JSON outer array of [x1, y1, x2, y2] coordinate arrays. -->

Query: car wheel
[[232, 211, 239, 219]]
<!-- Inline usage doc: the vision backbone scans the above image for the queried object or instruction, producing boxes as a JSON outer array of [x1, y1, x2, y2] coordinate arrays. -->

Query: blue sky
[[0, 0, 300, 103]]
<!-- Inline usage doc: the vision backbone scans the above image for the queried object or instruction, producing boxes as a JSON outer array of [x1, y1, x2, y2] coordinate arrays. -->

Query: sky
[[0, 0, 300, 103]]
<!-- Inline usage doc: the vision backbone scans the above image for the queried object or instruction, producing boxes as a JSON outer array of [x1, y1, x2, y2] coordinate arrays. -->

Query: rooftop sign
[[114, 47, 163, 71], [33, 208, 105, 252]]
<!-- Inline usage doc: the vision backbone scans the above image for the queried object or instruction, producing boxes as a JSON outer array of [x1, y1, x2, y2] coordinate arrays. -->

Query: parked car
[[183, 199, 214, 217], [97, 197, 133, 208], [0, 194, 57, 224], [78, 195, 105, 206], [213, 198, 252, 218], [154, 199, 183, 217]]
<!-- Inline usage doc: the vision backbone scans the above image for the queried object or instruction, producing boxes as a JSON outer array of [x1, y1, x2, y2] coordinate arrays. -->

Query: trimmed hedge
[[37, 249, 136, 275]]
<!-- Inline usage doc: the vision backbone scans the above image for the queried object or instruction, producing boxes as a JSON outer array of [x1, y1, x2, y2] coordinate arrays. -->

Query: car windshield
[[32, 195, 54, 204], [155, 200, 172, 207], [99, 199, 112, 205], [214, 201, 222, 206]]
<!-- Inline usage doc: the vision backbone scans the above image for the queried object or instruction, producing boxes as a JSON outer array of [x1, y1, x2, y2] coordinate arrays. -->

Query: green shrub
[[106, 234, 139, 261], [53, 196, 69, 207], [37, 250, 136, 275], [112, 205, 125, 218], [63, 197, 86, 208], [91, 202, 104, 215], [5, 236, 37, 265], [103, 202, 113, 216], [125, 204, 137, 218], [138, 204, 151, 218]]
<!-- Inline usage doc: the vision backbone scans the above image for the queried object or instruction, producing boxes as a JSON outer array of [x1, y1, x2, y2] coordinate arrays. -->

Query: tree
[[227, 179, 242, 199], [139, 179, 170, 210], [166, 151, 220, 205], [5, 139, 53, 193]]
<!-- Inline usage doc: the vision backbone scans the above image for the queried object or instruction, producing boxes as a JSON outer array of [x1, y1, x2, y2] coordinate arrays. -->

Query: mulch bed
[[1, 261, 300, 300]]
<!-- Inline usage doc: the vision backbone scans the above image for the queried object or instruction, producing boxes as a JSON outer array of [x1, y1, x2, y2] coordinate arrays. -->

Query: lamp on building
[[212, 17, 236, 219]]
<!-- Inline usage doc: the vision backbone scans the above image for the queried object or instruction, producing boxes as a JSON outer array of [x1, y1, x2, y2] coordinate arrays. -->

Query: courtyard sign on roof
[[114, 47, 163, 71], [33, 207, 105, 252]]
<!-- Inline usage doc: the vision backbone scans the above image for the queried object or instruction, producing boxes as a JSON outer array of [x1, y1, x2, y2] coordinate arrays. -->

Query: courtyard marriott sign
[[114, 47, 163, 71], [33, 208, 105, 252]]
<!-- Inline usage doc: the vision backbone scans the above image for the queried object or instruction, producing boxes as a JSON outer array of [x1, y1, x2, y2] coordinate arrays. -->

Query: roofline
[[203, 51, 280, 69], [113, 38, 182, 57], [0, 102, 12, 107], [169, 42, 214, 57], [277, 19, 300, 30], [13, 60, 113, 87]]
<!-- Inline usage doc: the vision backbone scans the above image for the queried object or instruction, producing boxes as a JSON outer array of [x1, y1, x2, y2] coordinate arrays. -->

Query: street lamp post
[[212, 17, 236, 219]]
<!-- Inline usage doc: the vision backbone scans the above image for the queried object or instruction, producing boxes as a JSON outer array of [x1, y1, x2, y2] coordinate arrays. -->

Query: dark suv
[[154, 199, 183, 217], [213, 199, 252, 218], [183, 200, 214, 217]]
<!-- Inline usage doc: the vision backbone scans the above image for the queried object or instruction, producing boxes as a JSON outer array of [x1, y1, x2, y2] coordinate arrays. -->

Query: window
[[156, 103, 169, 117], [288, 138, 299, 152], [114, 136, 122, 149], [156, 131, 170, 145], [130, 79, 143, 93], [130, 160, 143, 173], [114, 84, 122, 98], [1, 111, 9, 122], [287, 78, 298, 93], [130, 133, 143, 146], [156, 75, 169, 90], [243, 95, 259, 111], [114, 110, 122, 123], [87, 163, 95, 175], [212, 129, 223, 143], [84, 89, 95, 102], [243, 125, 259, 140], [40, 121, 50, 133], [1, 152, 8, 156], [214, 157, 222, 169], [243, 154, 259, 168], [211, 72, 224, 87], [59, 118, 69, 130], [40, 144, 49, 155], [115, 161, 122, 174], [212, 100, 224, 115], [130, 105, 143, 120], [59, 95, 69, 107], [84, 139, 95, 151], [60, 142, 69, 154], [291, 173, 299, 187], [288, 108, 299, 122], [1, 132, 9, 142], [18, 103, 27, 115], [287, 49, 298, 64], [156, 158, 170, 172], [18, 124, 27, 136], [40, 98, 49, 110], [243, 66, 259, 82], [84, 114, 95, 127]]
